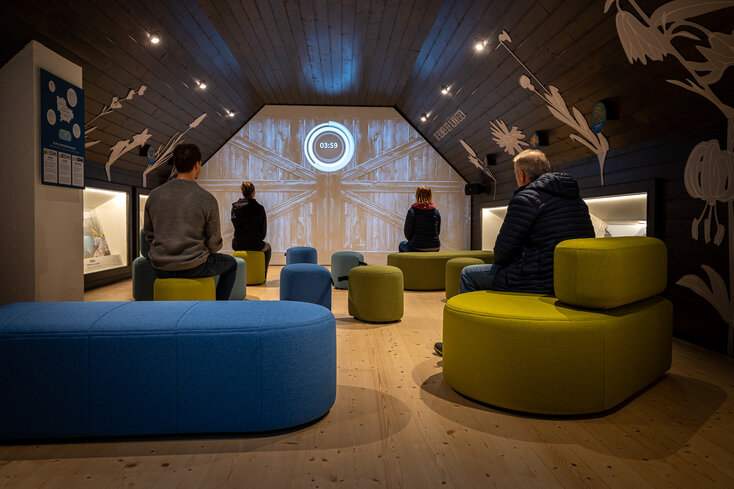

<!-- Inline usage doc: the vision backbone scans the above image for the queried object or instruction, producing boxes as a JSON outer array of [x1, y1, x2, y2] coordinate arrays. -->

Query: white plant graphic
[[104, 128, 152, 181], [497, 30, 610, 184], [604, 0, 734, 354], [459, 138, 497, 199], [85, 85, 147, 149], [142, 113, 207, 187], [489, 119, 528, 156]]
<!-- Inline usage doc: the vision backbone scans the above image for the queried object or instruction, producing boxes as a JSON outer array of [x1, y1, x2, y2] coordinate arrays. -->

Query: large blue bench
[[0, 300, 336, 439]]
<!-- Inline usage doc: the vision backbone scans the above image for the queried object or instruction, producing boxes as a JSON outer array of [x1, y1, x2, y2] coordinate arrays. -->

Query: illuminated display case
[[481, 182, 656, 251], [138, 193, 149, 239], [83, 187, 129, 275]]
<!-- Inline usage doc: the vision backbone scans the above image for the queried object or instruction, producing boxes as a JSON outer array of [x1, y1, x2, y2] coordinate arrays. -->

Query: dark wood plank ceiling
[[1, 0, 732, 186]]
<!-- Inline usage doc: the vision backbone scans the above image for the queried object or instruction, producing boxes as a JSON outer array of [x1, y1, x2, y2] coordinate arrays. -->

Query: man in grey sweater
[[144, 143, 237, 300]]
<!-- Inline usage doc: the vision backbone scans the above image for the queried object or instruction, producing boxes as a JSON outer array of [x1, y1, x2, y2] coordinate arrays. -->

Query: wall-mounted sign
[[591, 101, 608, 134], [303, 121, 355, 172], [40, 69, 85, 188], [433, 109, 467, 142]]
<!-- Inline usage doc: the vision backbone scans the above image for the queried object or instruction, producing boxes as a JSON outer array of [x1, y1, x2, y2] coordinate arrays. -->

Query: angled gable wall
[[199, 105, 469, 264]]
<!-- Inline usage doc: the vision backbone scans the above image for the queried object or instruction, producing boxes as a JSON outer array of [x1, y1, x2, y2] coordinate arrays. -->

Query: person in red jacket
[[399, 186, 441, 252]]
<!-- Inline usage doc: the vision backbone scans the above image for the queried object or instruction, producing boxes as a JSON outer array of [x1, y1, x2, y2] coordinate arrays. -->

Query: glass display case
[[138, 193, 148, 238], [83, 187, 129, 274], [482, 192, 648, 251]]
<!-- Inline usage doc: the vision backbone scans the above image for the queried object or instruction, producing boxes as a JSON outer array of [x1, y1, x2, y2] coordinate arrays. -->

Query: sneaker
[[434, 342, 443, 356]]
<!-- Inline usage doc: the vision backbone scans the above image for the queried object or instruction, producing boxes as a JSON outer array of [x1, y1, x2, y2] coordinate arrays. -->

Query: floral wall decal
[[496, 30, 609, 184], [104, 128, 152, 181], [605, 0, 734, 118], [85, 85, 147, 149], [604, 0, 734, 354], [489, 119, 528, 156], [142, 113, 207, 187]]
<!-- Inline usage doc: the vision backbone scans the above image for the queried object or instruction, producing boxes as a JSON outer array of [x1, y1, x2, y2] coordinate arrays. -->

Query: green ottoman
[[443, 237, 672, 415], [233, 250, 266, 285], [348, 265, 404, 322], [387, 251, 493, 290], [445, 257, 484, 299]]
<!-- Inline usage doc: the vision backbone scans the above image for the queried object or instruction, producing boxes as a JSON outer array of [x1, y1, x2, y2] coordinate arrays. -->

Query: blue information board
[[40, 69, 85, 188]]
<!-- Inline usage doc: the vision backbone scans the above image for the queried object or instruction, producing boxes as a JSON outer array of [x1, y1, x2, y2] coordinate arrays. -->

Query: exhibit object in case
[[83, 187, 128, 274]]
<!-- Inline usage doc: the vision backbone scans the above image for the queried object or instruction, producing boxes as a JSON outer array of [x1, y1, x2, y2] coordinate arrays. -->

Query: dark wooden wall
[[471, 121, 732, 354]]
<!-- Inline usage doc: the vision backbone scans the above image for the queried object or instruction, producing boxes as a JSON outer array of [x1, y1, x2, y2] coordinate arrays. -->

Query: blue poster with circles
[[40, 69, 85, 188]]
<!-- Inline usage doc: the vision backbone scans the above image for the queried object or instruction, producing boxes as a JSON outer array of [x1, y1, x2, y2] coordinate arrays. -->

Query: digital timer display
[[303, 121, 355, 172]]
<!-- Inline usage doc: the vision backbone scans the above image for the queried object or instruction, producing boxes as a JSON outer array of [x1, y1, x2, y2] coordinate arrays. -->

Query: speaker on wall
[[464, 183, 486, 195]]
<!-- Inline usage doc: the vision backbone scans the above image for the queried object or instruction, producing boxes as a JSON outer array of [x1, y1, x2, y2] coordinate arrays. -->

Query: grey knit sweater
[[143, 178, 223, 271]]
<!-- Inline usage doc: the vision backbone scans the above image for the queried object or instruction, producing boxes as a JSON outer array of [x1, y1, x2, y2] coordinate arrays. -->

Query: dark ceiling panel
[[0, 0, 732, 186]]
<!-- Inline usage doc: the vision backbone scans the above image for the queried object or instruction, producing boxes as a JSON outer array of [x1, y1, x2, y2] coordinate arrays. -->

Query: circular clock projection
[[304, 121, 355, 172]]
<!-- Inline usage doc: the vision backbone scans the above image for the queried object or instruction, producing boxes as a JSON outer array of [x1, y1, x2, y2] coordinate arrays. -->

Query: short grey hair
[[513, 149, 551, 181]]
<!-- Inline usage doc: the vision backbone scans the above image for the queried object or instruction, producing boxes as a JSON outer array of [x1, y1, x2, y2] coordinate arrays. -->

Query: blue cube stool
[[214, 257, 247, 300], [330, 251, 365, 289], [286, 246, 318, 265], [280, 263, 332, 310]]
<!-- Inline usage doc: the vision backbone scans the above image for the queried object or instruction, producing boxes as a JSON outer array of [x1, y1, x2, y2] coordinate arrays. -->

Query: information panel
[[40, 69, 85, 188]]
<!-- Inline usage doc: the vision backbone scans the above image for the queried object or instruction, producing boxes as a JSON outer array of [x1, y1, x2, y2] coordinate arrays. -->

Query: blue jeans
[[153, 253, 238, 300], [459, 264, 497, 294]]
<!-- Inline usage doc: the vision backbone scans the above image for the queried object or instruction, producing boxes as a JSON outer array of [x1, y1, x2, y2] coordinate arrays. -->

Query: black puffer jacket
[[404, 203, 441, 250], [493, 172, 594, 294], [231, 198, 267, 250]]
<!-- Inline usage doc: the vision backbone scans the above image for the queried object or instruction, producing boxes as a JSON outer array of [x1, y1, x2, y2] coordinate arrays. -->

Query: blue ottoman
[[330, 251, 365, 289], [132, 229, 155, 301], [217, 256, 247, 300], [286, 246, 318, 265], [0, 300, 336, 439], [280, 263, 332, 310]]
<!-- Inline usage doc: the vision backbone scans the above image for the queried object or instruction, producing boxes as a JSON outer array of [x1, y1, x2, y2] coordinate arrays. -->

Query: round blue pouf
[[286, 246, 318, 265], [330, 251, 365, 289], [280, 263, 332, 310]]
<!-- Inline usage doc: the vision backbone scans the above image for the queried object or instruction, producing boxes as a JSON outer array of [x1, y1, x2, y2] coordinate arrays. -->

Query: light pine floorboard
[[2, 266, 733, 488]]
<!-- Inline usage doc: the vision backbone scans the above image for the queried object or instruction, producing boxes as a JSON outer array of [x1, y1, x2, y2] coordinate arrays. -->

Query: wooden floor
[[2, 267, 734, 488]]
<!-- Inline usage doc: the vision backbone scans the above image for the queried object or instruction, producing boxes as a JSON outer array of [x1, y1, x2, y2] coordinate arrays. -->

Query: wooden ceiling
[[1, 0, 732, 187]]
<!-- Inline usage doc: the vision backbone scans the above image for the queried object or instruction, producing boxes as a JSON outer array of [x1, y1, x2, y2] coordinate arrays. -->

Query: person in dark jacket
[[231, 181, 271, 275], [399, 185, 441, 252], [434, 149, 593, 356]]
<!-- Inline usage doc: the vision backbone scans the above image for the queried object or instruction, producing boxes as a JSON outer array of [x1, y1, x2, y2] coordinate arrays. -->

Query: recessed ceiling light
[[150, 33, 160, 44], [420, 113, 427, 122], [196, 80, 207, 90], [441, 85, 450, 95], [225, 109, 235, 117], [474, 42, 484, 52]]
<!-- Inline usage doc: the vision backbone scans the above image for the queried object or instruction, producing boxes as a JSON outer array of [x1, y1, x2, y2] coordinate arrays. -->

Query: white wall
[[0, 41, 83, 304]]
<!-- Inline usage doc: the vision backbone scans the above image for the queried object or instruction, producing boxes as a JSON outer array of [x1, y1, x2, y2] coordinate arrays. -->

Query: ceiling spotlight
[[420, 113, 427, 122], [440, 85, 449, 95], [474, 40, 487, 52], [147, 32, 160, 44], [225, 109, 235, 118], [196, 80, 207, 90]]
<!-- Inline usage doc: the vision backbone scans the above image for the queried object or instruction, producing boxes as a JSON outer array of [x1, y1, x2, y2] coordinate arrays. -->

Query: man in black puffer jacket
[[461, 149, 594, 294], [435, 150, 593, 356]]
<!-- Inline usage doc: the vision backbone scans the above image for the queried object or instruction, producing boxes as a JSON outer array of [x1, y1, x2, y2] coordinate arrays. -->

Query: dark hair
[[241, 181, 255, 198], [172, 143, 202, 174]]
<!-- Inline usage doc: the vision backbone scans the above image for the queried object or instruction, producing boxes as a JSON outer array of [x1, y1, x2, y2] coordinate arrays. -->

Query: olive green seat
[[442, 237, 672, 415], [445, 257, 484, 299], [233, 250, 267, 285], [348, 265, 403, 323], [387, 251, 493, 290]]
